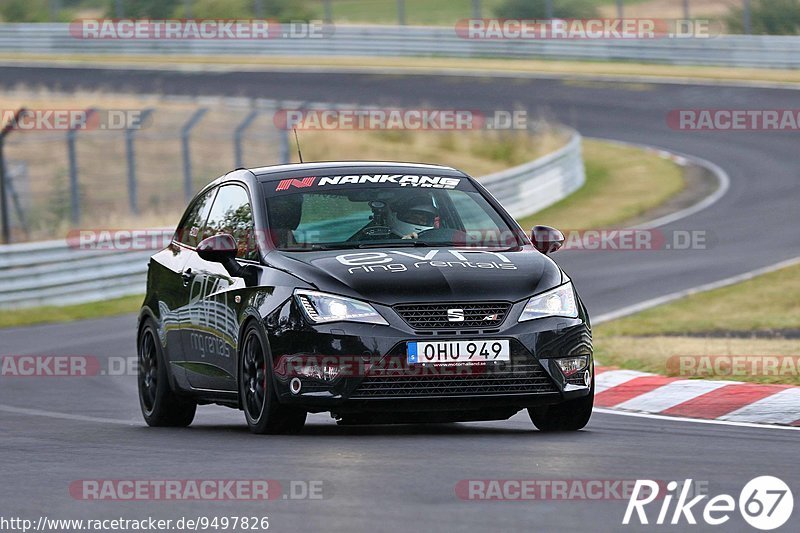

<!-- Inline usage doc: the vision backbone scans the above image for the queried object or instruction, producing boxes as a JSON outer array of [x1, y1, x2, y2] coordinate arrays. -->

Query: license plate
[[407, 340, 510, 365]]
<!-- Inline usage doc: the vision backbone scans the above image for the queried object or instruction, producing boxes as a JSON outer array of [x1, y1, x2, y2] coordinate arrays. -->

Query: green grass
[[599, 263, 800, 337], [310, 0, 505, 25], [517, 139, 685, 231], [310, 0, 646, 25], [0, 294, 143, 329], [595, 262, 800, 385]]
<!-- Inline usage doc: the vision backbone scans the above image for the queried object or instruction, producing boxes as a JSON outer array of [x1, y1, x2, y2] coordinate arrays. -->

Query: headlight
[[518, 282, 578, 322], [294, 290, 388, 325]]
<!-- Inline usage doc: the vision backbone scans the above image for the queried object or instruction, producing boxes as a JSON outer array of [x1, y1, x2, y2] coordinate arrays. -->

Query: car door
[[150, 186, 217, 370], [182, 184, 258, 391]]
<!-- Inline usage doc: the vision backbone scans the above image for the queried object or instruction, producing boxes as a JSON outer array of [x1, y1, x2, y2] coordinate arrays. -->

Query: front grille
[[350, 357, 557, 399], [394, 302, 511, 330]]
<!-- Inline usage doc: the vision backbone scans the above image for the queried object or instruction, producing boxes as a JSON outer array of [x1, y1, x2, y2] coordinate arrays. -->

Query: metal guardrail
[[482, 132, 584, 220], [2, 23, 800, 68], [0, 130, 585, 310]]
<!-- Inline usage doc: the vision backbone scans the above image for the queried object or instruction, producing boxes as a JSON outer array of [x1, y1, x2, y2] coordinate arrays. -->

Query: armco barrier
[[0, 130, 584, 309], [2, 23, 800, 68]]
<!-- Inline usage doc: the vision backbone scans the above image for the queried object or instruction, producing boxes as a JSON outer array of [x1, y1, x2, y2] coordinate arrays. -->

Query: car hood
[[267, 247, 563, 305]]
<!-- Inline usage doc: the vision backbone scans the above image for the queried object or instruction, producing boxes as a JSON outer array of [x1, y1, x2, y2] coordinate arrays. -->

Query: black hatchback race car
[[137, 161, 593, 434]]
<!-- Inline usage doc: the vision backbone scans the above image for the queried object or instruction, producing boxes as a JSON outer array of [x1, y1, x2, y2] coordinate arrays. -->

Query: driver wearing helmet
[[389, 195, 440, 239]]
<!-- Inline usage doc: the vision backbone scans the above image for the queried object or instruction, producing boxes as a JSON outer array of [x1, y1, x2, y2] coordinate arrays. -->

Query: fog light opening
[[293, 362, 341, 381], [555, 356, 589, 378], [290, 377, 302, 394]]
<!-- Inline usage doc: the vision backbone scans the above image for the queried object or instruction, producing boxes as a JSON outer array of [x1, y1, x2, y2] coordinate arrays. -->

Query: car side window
[[203, 185, 258, 261], [176, 187, 217, 248]]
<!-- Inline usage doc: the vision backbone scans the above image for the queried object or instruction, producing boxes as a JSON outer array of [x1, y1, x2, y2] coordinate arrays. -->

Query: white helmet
[[389, 196, 439, 237]]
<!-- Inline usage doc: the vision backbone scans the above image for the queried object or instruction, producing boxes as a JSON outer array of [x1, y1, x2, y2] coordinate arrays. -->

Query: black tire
[[137, 320, 196, 427], [239, 322, 306, 435], [528, 372, 594, 432]]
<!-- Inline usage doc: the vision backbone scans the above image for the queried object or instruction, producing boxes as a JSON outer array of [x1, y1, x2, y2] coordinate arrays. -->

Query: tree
[[106, 0, 180, 18], [0, 0, 50, 22], [494, 0, 599, 19], [727, 0, 800, 35]]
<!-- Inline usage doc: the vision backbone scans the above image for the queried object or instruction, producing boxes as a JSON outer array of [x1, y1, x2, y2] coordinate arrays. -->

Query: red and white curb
[[595, 367, 800, 427]]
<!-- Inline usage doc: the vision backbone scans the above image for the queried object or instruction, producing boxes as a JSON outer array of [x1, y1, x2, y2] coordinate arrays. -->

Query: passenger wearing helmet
[[389, 195, 440, 239]]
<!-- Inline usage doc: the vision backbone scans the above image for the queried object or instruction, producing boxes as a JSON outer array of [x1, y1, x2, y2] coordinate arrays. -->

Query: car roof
[[249, 161, 466, 181]]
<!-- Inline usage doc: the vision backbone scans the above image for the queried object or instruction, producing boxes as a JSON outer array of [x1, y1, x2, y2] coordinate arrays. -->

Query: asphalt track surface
[[1, 66, 799, 532]]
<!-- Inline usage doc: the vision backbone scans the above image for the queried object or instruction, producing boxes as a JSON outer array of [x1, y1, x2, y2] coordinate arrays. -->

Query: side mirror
[[531, 225, 565, 255], [197, 233, 258, 287], [197, 234, 237, 264]]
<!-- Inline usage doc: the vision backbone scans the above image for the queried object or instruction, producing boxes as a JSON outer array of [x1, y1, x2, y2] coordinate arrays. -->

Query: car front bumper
[[266, 298, 593, 415]]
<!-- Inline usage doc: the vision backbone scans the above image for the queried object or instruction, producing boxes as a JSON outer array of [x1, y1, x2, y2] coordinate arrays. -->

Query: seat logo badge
[[447, 308, 465, 322], [235, 295, 241, 304]]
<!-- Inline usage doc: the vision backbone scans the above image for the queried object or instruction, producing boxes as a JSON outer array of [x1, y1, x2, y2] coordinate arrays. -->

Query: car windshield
[[263, 174, 521, 250]]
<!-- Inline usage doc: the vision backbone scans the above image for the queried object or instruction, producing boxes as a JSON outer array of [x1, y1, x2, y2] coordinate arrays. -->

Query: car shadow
[[129, 421, 594, 438]]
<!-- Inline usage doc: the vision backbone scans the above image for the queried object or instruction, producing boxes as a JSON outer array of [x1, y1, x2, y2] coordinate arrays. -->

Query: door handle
[[181, 269, 194, 287]]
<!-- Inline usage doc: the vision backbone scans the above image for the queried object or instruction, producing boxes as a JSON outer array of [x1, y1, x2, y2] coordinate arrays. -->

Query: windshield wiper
[[355, 241, 435, 248], [296, 243, 424, 251], [289, 241, 512, 252], [299, 241, 435, 251]]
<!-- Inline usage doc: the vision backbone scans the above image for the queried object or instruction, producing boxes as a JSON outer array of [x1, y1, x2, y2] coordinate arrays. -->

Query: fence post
[[545, 0, 553, 19], [683, 0, 690, 19], [279, 127, 290, 164], [397, 0, 406, 25], [181, 108, 208, 202], [234, 109, 259, 168], [5, 164, 28, 239], [49, 0, 62, 21], [125, 108, 153, 216], [471, 0, 481, 19], [0, 108, 28, 244], [323, 0, 333, 24], [66, 108, 96, 225], [743, 0, 752, 35], [616, 0, 624, 18]]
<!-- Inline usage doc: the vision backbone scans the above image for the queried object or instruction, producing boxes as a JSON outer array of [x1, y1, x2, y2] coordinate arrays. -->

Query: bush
[[494, 0, 599, 19], [106, 0, 180, 18], [106, 0, 313, 21], [173, 0, 253, 19], [0, 0, 50, 22], [727, 0, 800, 35]]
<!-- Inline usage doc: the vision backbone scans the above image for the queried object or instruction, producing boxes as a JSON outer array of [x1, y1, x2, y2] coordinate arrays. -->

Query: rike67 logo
[[624, 477, 794, 530]]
